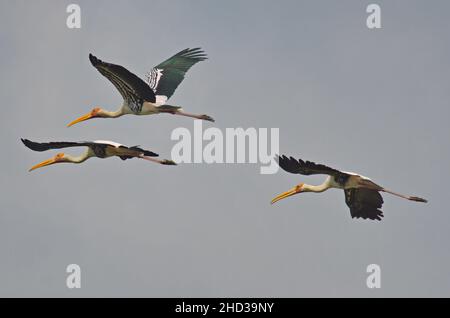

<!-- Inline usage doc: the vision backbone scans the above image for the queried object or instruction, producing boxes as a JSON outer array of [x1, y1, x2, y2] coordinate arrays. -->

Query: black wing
[[344, 188, 384, 221], [22, 139, 159, 159], [145, 48, 207, 99], [89, 54, 156, 112], [277, 155, 344, 176], [21, 139, 91, 152], [128, 146, 158, 157], [117, 145, 158, 160]]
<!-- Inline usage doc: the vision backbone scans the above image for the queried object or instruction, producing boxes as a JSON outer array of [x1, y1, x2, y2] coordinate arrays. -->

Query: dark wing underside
[[345, 188, 384, 221], [21, 139, 91, 152], [277, 155, 345, 177], [126, 146, 158, 158], [89, 54, 156, 112], [22, 138, 159, 160], [145, 48, 207, 99], [22, 138, 110, 157], [87, 144, 158, 160]]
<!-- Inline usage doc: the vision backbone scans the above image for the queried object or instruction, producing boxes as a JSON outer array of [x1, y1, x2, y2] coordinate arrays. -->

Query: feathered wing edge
[[276, 155, 342, 176], [22, 138, 159, 158], [146, 48, 208, 99], [21, 139, 88, 152], [345, 188, 384, 221], [89, 53, 156, 104]]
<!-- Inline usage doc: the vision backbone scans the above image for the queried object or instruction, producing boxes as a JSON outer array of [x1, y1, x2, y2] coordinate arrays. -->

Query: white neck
[[102, 108, 124, 118], [64, 152, 91, 164], [302, 177, 332, 193]]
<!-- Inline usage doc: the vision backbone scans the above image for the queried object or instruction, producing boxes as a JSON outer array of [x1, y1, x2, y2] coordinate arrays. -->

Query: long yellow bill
[[67, 112, 93, 127], [271, 187, 300, 205], [29, 158, 57, 172]]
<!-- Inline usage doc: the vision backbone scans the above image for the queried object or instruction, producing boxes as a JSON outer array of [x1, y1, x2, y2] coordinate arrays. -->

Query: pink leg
[[174, 110, 215, 122], [381, 189, 427, 203], [141, 156, 177, 165]]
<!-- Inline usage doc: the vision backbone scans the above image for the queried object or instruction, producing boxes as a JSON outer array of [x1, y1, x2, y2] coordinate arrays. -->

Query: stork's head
[[29, 153, 68, 171], [271, 183, 305, 204], [67, 107, 104, 127]]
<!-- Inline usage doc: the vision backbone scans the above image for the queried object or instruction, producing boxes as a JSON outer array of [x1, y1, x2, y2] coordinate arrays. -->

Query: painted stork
[[21, 138, 176, 171], [271, 155, 427, 221], [67, 48, 214, 127]]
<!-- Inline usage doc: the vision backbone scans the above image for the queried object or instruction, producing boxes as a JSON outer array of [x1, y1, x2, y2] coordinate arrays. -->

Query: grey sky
[[0, 0, 449, 297]]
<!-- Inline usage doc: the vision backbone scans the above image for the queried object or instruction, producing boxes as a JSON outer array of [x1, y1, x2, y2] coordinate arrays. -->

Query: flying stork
[[21, 138, 176, 171], [271, 155, 427, 221], [67, 48, 214, 127]]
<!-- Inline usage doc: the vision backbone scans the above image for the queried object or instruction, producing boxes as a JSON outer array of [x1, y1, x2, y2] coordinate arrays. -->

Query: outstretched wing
[[21, 139, 91, 152], [89, 54, 156, 112], [277, 155, 344, 176], [344, 188, 384, 221], [127, 146, 158, 157], [22, 139, 159, 159], [145, 48, 207, 101]]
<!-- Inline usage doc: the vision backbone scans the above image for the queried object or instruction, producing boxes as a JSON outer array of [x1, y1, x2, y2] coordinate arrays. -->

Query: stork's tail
[[157, 105, 215, 122]]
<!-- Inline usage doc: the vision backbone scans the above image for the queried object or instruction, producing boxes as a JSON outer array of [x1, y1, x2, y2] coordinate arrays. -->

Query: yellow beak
[[29, 157, 58, 172], [67, 112, 94, 127], [271, 186, 301, 204]]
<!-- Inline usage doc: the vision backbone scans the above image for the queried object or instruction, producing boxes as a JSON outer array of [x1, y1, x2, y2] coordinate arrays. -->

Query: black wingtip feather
[[144, 150, 159, 157], [277, 154, 343, 177], [129, 146, 159, 157], [351, 209, 384, 221], [21, 138, 29, 147], [277, 155, 305, 174], [89, 53, 100, 66], [178, 47, 208, 61], [21, 138, 42, 151]]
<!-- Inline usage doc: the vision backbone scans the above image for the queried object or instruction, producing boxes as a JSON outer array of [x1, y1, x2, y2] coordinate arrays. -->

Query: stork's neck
[[102, 108, 124, 118], [65, 152, 91, 164], [302, 177, 332, 193]]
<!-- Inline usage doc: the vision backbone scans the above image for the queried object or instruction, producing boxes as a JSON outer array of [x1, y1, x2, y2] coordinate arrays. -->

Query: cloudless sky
[[0, 0, 449, 296]]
